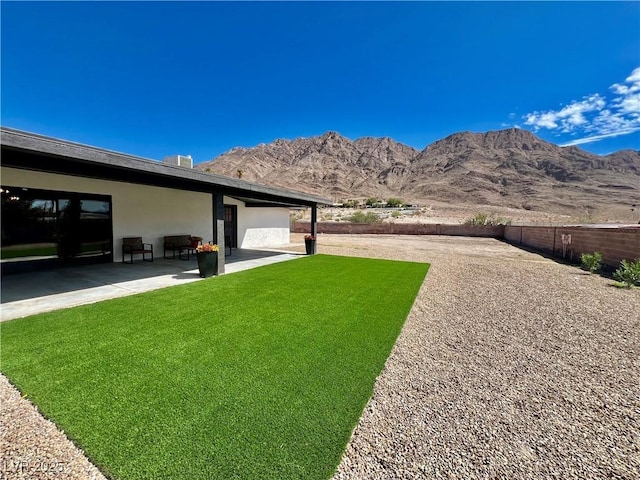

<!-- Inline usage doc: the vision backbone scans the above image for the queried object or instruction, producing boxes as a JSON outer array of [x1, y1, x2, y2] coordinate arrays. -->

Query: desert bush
[[464, 213, 488, 225], [463, 213, 511, 226], [495, 216, 511, 226], [386, 198, 404, 207], [348, 210, 381, 224], [342, 199, 360, 208], [290, 211, 304, 223], [614, 259, 640, 288], [391, 211, 401, 219], [580, 252, 602, 273]]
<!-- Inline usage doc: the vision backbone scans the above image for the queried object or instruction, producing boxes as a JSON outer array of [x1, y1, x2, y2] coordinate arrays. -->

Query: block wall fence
[[292, 221, 504, 237], [292, 221, 640, 268], [503, 225, 640, 268]]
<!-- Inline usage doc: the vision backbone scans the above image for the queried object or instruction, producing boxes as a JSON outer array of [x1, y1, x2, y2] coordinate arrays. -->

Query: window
[[1, 186, 113, 270]]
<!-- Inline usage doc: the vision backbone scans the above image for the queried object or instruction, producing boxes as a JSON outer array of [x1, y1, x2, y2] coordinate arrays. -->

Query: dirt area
[[296, 205, 582, 227], [286, 232, 533, 260]]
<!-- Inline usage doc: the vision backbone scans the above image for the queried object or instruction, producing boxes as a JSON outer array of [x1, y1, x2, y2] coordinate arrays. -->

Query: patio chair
[[122, 237, 153, 264], [163, 235, 194, 260]]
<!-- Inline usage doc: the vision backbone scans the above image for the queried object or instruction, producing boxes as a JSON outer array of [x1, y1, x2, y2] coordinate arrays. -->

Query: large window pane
[[1, 189, 58, 261], [1, 186, 112, 269], [58, 199, 112, 259]]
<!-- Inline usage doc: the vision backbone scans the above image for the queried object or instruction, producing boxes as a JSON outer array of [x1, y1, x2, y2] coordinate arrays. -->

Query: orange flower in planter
[[196, 243, 219, 253]]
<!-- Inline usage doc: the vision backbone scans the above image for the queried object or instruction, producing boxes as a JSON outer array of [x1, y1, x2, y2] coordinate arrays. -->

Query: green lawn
[[1, 255, 429, 480]]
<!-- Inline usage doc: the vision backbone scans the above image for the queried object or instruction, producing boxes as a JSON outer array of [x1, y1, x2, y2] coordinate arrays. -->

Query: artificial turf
[[1, 254, 429, 479]]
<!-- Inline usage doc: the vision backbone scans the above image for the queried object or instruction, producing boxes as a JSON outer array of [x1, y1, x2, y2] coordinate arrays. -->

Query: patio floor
[[0, 248, 305, 322]]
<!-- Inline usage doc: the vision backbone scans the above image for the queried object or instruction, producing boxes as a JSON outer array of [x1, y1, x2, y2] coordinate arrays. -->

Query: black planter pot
[[304, 239, 316, 255], [196, 251, 218, 278]]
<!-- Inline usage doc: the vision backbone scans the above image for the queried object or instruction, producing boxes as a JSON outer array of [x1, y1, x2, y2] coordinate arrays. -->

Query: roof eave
[[0, 126, 331, 206]]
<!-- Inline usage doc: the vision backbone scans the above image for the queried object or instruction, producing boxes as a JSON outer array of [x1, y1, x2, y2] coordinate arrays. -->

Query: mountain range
[[195, 128, 640, 222]]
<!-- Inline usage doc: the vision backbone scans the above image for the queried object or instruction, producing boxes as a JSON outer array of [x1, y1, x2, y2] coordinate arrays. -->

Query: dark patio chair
[[122, 237, 153, 264]]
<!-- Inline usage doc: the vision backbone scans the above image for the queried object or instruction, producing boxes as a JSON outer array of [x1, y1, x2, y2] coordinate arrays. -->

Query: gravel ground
[[314, 234, 639, 480], [0, 374, 107, 480], [2, 233, 639, 479]]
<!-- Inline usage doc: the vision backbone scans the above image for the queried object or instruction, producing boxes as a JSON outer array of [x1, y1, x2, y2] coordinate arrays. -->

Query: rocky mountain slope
[[196, 128, 640, 222]]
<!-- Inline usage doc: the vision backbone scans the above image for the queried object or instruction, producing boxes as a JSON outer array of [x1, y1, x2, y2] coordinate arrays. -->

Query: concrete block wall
[[523, 227, 556, 253], [292, 222, 504, 237], [505, 225, 640, 268], [439, 224, 505, 237], [294, 221, 639, 269]]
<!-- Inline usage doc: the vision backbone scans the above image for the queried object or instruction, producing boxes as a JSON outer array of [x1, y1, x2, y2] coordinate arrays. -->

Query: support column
[[212, 192, 225, 274], [310, 204, 318, 254], [311, 205, 318, 237]]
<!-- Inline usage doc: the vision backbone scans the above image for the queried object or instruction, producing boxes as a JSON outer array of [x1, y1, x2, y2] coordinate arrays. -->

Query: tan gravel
[[2, 233, 639, 479], [311, 234, 639, 480], [0, 374, 107, 480]]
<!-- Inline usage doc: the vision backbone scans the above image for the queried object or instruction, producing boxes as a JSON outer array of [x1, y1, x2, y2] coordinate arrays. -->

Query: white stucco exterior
[[223, 197, 290, 248], [3, 167, 213, 262], [2, 167, 291, 261]]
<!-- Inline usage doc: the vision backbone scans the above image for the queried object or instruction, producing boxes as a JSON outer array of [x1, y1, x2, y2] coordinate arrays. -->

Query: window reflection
[[1, 186, 112, 266], [58, 199, 112, 260], [1, 194, 58, 261]]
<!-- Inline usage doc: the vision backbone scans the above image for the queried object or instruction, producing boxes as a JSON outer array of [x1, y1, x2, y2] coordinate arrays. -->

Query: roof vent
[[163, 155, 193, 169]]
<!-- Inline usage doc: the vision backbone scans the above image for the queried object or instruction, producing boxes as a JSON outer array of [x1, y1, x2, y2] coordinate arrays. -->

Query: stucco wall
[[2, 167, 213, 262], [224, 197, 290, 247]]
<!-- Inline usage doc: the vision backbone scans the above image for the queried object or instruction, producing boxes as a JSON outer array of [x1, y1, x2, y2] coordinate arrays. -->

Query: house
[[1, 127, 330, 275]]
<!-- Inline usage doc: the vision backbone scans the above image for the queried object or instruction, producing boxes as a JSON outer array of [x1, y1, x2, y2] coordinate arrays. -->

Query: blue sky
[[2, 1, 639, 163]]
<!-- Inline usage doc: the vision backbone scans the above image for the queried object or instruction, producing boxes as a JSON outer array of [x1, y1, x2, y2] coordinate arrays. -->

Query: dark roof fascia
[[231, 196, 305, 208], [244, 202, 301, 208], [0, 127, 331, 207]]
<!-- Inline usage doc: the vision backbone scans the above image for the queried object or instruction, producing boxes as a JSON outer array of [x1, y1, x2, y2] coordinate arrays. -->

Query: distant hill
[[196, 128, 640, 222]]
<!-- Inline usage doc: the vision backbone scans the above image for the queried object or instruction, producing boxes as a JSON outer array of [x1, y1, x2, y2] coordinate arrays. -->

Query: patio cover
[[1, 127, 331, 272]]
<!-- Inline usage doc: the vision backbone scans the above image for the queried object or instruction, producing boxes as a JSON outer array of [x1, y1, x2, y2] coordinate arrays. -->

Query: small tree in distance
[[348, 210, 381, 223], [463, 212, 511, 226], [386, 198, 404, 208]]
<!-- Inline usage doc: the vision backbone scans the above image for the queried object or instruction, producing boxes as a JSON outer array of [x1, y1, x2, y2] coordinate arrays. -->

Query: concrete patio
[[0, 248, 305, 322]]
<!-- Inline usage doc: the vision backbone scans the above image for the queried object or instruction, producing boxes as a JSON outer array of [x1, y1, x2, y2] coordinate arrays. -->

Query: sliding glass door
[[1, 186, 113, 272], [224, 205, 237, 248], [57, 198, 112, 261]]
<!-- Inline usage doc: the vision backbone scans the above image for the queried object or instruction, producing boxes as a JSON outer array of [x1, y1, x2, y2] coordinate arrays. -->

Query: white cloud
[[522, 67, 640, 146], [524, 94, 605, 132], [617, 92, 640, 114], [560, 128, 640, 147], [612, 84, 631, 95], [524, 112, 557, 129], [611, 67, 640, 95], [629, 68, 640, 82]]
